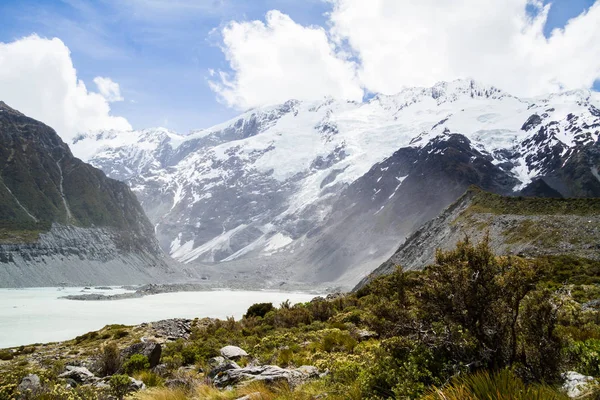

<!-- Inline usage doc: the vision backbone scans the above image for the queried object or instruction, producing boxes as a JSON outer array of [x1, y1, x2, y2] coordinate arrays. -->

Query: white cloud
[[212, 1, 600, 107], [209, 10, 363, 109], [0, 35, 131, 141], [94, 76, 124, 102], [329, 0, 600, 97]]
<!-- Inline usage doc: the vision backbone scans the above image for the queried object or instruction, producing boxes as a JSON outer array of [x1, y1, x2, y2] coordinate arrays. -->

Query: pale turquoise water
[[0, 287, 318, 348]]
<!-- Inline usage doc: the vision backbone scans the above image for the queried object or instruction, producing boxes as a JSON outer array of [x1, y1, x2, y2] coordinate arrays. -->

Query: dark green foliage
[[109, 374, 131, 400], [122, 354, 150, 375], [99, 342, 121, 377], [0, 350, 13, 360], [112, 330, 129, 340], [245, 302, 275, 319]]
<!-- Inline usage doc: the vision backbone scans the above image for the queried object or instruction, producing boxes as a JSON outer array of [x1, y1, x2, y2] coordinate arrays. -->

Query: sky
[[0, 0, 599, 140]]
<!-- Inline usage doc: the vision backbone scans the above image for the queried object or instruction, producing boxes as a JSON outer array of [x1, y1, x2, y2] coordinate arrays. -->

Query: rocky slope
[[0, 101, 175, 287], [71, 80, 600, 288], [354, 186, 600, 290]]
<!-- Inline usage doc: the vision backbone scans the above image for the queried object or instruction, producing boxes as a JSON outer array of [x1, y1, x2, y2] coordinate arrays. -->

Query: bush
[[99, 342, 121, 376], [0, 350, 13, 360], [110, 374, 131, 400], [135, 370, 164, 387], [245, 302, 275, 319], [122, 354, 150, 374]]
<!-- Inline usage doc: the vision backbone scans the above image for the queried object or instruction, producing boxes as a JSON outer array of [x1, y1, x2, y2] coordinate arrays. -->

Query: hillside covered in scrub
[[2, 238, 600, 399], [356, 186, 600, 290]]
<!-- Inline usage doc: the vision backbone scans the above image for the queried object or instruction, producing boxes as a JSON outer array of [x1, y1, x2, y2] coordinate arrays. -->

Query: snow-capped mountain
[[71, 79, 600, 288]]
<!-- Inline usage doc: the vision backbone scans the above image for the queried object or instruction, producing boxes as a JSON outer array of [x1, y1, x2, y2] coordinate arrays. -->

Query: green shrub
[[245, 302, 275, 319], [122, 354, 150, 374], [135, 370, 164, 387], [110, 374, 131, 400], [99, 342, 121, 376], [0, 350, 13, 360], [566, 339, 600, 377]]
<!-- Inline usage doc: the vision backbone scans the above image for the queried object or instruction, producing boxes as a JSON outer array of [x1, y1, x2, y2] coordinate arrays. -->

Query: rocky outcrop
[[208, 356, 241, 379], [562, 371, 595, 398], [58, 366, 97, 384], [120, 342, 162, 369], [213, 365, 319, 389]]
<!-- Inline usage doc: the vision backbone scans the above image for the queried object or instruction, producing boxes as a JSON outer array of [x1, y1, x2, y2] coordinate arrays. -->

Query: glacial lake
[[0, 287, 320, 348]]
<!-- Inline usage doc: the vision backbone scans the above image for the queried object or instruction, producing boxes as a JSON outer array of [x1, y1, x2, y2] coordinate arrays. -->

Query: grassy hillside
[[465, 186, 600, 216]]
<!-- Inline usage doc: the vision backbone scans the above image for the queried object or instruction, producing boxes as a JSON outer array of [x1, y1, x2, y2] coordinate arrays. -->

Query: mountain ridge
[[71, 79, 600, 288]]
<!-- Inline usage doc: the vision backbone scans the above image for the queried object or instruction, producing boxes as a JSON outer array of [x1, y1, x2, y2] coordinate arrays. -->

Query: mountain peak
[[0, 101, 24, 116]]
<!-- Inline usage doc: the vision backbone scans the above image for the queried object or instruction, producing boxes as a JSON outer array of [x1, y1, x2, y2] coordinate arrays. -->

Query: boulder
[[129, 377, 146, 392], [220, 345, 249, 360], [213, 365, 319, 389], [355, 329, 378, 341], [562, 371, 595, 398], [120, 342, 162, 368], [59, 366, 97, 384], [17, 374, 41, 397], [208, 356, 240, 379]]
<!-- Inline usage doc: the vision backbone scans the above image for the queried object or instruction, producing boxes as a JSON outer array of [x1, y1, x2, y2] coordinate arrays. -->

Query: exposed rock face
[[58, 366, 97, 384], [0, 101, 171, 287], [120, 342, 162, 369], [72, 81, 600, 288], [213, 365, 319, 389], [208, 356, 241, 379], [151, 319, 192, 340], [355, 187, 600, 290]]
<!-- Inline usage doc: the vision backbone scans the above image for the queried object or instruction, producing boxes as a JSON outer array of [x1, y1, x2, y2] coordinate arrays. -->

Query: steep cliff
[[0, 101, 172, 287]]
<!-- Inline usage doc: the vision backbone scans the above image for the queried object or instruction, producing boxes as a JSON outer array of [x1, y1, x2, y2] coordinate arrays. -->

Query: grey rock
[[129, 377, 146, 392], [355, 329, 378, 340], [59, 366, 96, 384], [208, 356, 240, 379], [220, 345, 249, 360], [213, 365, 319, 389], [562, 371, 595, 398], [152, 319, 192, 340], [120, 342, 162, 368], [17, 374, 41, 397], [152, 363, 169, 377]]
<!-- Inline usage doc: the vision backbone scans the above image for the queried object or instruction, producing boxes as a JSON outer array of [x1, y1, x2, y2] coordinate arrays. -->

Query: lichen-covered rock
[[220, 345, 248, 360]]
